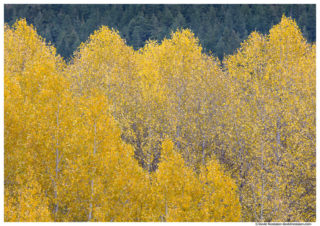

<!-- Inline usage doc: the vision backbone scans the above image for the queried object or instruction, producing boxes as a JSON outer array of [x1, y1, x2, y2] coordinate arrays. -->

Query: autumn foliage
[[4, 16, 315, 222]]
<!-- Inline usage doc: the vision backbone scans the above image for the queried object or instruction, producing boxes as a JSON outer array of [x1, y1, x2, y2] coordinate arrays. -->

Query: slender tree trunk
[[54, 103, 59, 220], [89, 120, 97, 221], [260, 137, 264, 222]]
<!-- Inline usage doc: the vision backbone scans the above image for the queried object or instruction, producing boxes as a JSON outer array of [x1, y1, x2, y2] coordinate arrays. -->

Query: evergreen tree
[[240, 4, 253, 32], [306, 4, 316, 42], [51, 22, 61, 43], [216, 36, 225, 61], [159, 24, 169, 41], [68, 28, 80, 56], [162, 6, 174, 28], [207, 5, 217, 24], [302, 25, 309, 40], [132, 26, 142, 49], [232, 8, 247, 41], [297, 11, 308, 33], [171, 12, 186, 32], [119, 7, 133, 28], [190, 8, 201, 35], [255, 5, 268, 34], [34, 11, 44, 32], [57, 31, 68, 58], [221, 26, 232, 55], [43, 24, 53, 43], [229, 30, 241, 53], [149, 14, 160, 40], [135, 12, 148, 44], [207, 22, 221, 54]]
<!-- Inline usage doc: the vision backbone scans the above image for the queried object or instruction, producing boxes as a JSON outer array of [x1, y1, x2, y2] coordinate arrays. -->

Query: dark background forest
[[4, 4, 316, 61]]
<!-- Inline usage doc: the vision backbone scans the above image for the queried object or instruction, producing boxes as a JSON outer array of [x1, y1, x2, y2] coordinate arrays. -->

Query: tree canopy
[[4, 15, 315, 222]]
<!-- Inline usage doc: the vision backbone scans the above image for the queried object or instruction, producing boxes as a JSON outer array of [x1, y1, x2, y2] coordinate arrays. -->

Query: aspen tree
[[152, 139, 241, 222], [4, 19, 68, 221], [5, 167, 52, 222], [224, 16, 315, 221], [7, 16, 314, 222]]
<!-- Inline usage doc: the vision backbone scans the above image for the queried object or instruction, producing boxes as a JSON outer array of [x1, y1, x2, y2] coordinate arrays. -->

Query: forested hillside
[[4, 15, 315, 222], [4, 4, 316, 60]]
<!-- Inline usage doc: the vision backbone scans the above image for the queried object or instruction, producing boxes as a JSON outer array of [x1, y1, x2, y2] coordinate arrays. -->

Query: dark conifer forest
[[4, 4, 316, 61]]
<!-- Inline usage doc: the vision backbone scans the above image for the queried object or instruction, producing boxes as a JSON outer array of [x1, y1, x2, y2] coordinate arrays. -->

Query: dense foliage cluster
[[4, 16, 315, 222], [4, 19, 240, 222], [4, 4, 316, 60]]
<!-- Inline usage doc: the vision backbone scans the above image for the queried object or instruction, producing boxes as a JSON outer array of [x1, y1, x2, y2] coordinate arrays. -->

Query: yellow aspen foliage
[[151, 139, 241, 222], [60, 91, 147, 222], [153, 138, 203, 221], [131, 29, 225, 172], [4, 18, 67, 218], [66, 25, 136, 105], [5, 167, 52, 222], [4, 19, 73, 222], [65, 25, 144, 169], [224, 15, 315, 221], [5, 20, 241, 222], [5, 20, 148, 222], [199, 161, 241, 221], [6, 15, 314, 222]]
